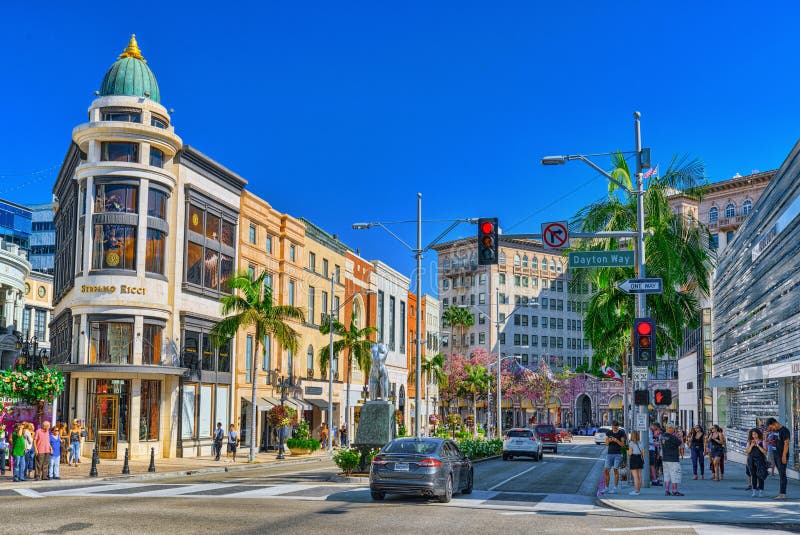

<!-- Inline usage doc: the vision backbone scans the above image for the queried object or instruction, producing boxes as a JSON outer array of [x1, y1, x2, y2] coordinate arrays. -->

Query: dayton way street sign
[[568, 250, 635, 268], [617, 278, 663, 294]]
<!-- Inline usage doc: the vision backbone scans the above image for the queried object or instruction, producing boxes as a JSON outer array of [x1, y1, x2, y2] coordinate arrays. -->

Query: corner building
[[51, 36, 245, 459]]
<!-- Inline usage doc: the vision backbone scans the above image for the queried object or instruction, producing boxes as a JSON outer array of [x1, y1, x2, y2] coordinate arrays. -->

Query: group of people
[[1, 420, 85, 482], [318, 423, 348, 449], [212, 423, 240, 461], [601, 417, 791, 500]]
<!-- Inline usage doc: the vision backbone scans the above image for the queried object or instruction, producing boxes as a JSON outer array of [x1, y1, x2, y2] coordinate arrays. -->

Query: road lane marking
[[603, 527, 689, 532], [488, 464, 538, 491], [13, 488, 43, 498]]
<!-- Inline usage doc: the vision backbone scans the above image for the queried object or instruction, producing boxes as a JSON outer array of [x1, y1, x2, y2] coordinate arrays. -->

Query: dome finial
[[119, 34, 146, 62]]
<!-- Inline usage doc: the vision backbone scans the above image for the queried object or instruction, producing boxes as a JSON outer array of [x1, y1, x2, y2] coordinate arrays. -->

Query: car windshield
[[507, 430, 532, 438], [536, 425, 556, 434], [383, 440, 440, 455], [598, 428, 610, 434]]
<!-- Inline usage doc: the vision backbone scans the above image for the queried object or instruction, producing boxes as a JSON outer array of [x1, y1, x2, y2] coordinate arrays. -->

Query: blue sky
[[2, 2, 798, 296]]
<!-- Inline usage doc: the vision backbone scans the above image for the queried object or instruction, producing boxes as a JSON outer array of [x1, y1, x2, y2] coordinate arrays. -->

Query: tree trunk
[[250, 340, 260, 463], [345, 352, 352, 447], [473, 392, 478, 437]]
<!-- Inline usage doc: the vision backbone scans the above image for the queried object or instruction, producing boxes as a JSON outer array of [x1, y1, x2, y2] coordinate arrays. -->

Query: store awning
[[241, 396, 276, 411], [285, 398, 312, 412], [305, 398, 330, 409]]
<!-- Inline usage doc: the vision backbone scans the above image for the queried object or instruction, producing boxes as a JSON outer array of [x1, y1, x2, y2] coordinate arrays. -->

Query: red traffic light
[[480, 221, 494, 235], [636, 321, 652, 336], [654, 391, 663, 404]]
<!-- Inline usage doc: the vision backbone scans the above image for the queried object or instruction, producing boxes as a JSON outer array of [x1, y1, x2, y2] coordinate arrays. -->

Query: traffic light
[[477, 218, 499, 265], [632, 317, 656, 367], [654, 389, 672, 405], [634, 389, 649, 406]]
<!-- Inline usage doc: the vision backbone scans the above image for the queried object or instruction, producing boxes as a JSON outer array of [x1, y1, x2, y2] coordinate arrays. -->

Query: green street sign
[[568, 250, 635, 268]]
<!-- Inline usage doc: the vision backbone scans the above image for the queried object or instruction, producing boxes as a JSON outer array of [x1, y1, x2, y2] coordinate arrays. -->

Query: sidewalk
[[598, 454, 800, 525], [0, 449, 330, 490]]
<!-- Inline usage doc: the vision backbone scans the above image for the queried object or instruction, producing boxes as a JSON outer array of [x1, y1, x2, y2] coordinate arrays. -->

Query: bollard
[[122, 448, 130, 475], [89, 445, 99, 477], [148, 447, 156, 472]]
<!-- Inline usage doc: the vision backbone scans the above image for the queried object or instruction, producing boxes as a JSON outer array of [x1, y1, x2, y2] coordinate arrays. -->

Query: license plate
[[394, 463, 409, 471]]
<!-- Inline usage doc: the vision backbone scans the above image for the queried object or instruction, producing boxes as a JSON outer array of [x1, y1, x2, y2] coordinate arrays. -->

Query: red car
[[534, 424, 558, 453], [556, 428, 573, 443]]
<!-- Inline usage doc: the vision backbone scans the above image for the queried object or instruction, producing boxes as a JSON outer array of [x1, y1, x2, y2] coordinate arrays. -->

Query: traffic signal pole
[[633, 112, 651, 488]]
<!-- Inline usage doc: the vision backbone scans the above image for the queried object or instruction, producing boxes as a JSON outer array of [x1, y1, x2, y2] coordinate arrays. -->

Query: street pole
[[328, 273, 335, 451], [495, 284, 502, 439], [633, 111, 650, 487], [415, 193, 423, 438]]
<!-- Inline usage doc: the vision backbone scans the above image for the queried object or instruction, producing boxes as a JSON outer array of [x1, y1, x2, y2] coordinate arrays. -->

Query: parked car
[[534, 424, 558, 453], [556, 428, 573, 443], [502, 428, 543, 461], [577, 426, 598, 436], [369, 437, 473, 503], [594, 426, 626, 445]]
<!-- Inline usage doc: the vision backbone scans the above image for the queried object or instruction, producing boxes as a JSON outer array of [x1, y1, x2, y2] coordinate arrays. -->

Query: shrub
[[286, 438, 320, 452], [332, 448, 361, 475], [456, 437, 503, 460], [294, 420, 311, 440], [455, 430, 472, 441], [434, 429, 451, 439], [398, 425, 409, 437]]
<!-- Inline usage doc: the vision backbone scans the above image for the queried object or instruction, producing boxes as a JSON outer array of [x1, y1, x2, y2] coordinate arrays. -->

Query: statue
[[369, 343, 390, 401]]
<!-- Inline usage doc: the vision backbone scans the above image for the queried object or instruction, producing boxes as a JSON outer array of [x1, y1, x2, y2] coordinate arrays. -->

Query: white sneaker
[[751, 490, 757, 497], [628, 490, 640, 495], [606, 487, 617, 494], [758, 490, 764, 497]]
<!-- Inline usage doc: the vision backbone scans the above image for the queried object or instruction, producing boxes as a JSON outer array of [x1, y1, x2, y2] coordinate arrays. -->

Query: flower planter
[[288, 447, 312, 455]]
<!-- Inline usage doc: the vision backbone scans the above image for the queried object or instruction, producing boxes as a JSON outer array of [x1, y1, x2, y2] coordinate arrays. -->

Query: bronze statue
[[369, 343, 390, 401]]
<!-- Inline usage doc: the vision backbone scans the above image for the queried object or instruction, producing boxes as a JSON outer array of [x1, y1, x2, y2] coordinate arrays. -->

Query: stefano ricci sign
[[81, 284, 147, 295]]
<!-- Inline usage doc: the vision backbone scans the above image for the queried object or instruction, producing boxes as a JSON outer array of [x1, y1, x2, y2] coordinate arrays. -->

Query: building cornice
[[299, 217, 351, 255], [177, 145, 248, 194]]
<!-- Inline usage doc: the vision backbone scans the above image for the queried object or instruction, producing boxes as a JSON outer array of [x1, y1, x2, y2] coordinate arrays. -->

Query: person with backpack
[[213, 422, 224, 461]]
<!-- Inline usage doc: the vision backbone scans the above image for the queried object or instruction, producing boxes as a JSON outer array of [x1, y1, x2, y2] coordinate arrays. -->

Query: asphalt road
[[0, 438, 786, 535]]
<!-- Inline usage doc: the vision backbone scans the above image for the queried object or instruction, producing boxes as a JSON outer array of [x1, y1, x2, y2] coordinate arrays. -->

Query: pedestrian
[[766, 417, 790, 500], [48, 426, 61, 480], [661, 423, 684, 496], [707, 425, 725, 481], [627, 430, 644, 495], [320, 423, 329, 450], [648, 423, 662, 486], [213, 422, 224, 461], [23, 422, 34, 479], [0, 430, 7, 476], [688, 424, 706, 480], [602, 420, 626, 494], [340, 423, 348, 447], [227, 424, 239, 462], [58, 422, 68, 465], [12, 424, 26, 482], [67, 420, 81, 466], [746, 428, 768, 498], [33, 421, 53, 481], [767, 426, 779, 476]]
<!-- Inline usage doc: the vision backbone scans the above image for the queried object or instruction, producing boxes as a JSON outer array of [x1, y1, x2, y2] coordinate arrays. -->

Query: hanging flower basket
[[0, 366, 64, 404], [267, 405, 298, 429]]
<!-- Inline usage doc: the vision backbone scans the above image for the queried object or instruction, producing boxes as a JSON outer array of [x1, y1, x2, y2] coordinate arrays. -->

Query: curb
[[329, 474, 370, 483], [0, 455, 329, 491], [472, 455, 500, 464]]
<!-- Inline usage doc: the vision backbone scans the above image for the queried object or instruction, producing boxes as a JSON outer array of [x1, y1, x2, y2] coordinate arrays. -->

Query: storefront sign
[[81, 284, 146, 295], [305, 386, 323, 396]]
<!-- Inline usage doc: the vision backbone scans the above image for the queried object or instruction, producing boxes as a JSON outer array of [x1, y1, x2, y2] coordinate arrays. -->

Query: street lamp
[[354, 194, 476, 438], [541, 111, 649, 482]]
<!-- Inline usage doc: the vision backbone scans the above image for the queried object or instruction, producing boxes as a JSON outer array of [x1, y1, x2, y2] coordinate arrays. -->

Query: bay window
[[89, 321, 133, 364], [184, 197, 237, 294], [101, 142, 139, 163]]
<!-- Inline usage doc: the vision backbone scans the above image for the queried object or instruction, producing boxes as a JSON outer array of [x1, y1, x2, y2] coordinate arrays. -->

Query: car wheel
[[532, 452, 539, 462], [462, 469, 473, 494], [371, 491, 385, 501], [502, 454, 509, 461], [553, 448, 558, 454], [438, 474, 453, 503]]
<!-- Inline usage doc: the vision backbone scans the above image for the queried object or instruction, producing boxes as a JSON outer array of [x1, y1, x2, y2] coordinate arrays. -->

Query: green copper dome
[[99, 35, 161, 103]]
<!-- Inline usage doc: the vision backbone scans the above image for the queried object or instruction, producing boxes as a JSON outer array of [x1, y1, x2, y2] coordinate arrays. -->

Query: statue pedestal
[[354, 401, 394, 448]]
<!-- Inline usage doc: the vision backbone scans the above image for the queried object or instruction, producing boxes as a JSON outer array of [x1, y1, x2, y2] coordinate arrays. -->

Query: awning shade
[[305, 398, 330, 409]]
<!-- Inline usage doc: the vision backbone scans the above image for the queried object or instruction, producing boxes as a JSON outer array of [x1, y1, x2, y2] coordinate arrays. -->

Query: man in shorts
[[603, 420, 626, 494], [661, 423, 684, 496]]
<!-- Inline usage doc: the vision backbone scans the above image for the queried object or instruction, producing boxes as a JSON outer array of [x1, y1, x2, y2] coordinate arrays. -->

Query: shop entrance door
[[97, 394, 118, 459]]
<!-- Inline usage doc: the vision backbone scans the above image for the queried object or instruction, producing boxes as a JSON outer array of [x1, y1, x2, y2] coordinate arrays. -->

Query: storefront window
[[144, 229, 165, 274], [204, 249, 219, 289], [183, 331, 200, 370], [95, 184, 138, 214], [221, 255, 233, 291], [87, 379, 131, 442], [185, 202, 235, 294], [182, 384, 196, 438], [147, 189, 168, 219], [205, 213, 220, 241], [216, 385, 230, 431], [221, 221, 235, 247], [202, 334, 214, 370], [139, 380, 160, 440], [101, 142, 139, 163], [89, 321, 132, 364], [217, 339, 230, 372], [186, 242, 202, 285], [142, 324, 162, 365], [188, 205, 204, 234], [92, 224, 136, 270], [200, 385, 213, 437]]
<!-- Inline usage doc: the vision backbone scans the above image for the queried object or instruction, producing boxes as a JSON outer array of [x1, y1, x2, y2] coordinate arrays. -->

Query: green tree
[[210, 271, 305, 462], [421, 352, 447, 431], [319, 309, 378, 441], [571, 153, 713, 372], [462, 364, 489, 436], [442, 306, 475, 352]]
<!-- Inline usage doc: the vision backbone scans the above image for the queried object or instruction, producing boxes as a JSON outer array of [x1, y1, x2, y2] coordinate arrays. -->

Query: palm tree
[[571, 153, 714, 372], [318, 309, 377, 444], [210, 271, 305, 462], [442, 306, 475, 352], [421, 352, 447, 432], [462, 364, 489, 436]]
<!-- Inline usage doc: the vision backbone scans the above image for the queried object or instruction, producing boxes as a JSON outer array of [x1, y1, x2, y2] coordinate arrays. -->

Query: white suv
[[502, 428, 543, 461], [594, 426, 626, 445]]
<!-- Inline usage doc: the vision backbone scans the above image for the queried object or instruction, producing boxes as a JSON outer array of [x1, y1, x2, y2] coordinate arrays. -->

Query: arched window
[[522, 255, 528, 268], [531, 257, 538, 269], [470, 252, 477, 267], [461, 256, 468, 268], [709, 207, 718, 222], [499, 251, 506, 264], [353, 300, 362, 328], [556, 261, 563, 272], [743, 199, 752, 215], [443, 258, 451, 270], [541, 257, 547, 270], [725, 203, 735, 218], [514, 254, 521, 267], [306, 345, 314, 376], [550, 260, 556, 271]]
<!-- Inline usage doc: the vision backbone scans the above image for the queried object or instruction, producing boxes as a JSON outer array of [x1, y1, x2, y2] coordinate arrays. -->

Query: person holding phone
[[766, 417, 790, 500], [746, 428, 768, 497]]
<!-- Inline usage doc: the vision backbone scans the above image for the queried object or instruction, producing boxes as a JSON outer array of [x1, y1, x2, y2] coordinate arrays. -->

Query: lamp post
[[276, 374, 290, 460], [354, 195, 476, 438], [541, 111, 649, 484], [493, 285, 531, 438]]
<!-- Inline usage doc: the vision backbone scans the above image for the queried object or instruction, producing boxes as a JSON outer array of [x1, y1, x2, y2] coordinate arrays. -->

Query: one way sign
[[617, 278, 663, 294]]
